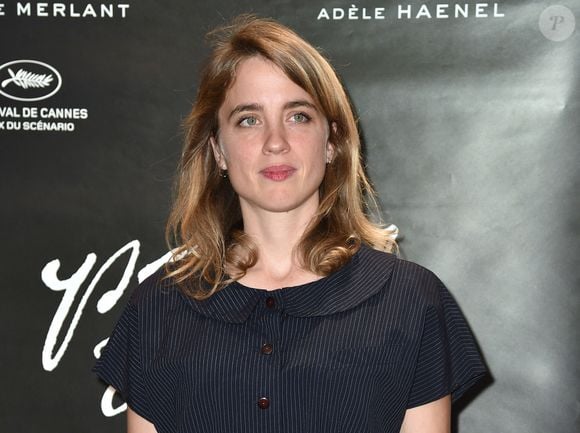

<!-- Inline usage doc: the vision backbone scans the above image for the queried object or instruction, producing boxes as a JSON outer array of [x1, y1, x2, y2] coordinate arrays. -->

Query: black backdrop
[[1, 1, 578, 432]]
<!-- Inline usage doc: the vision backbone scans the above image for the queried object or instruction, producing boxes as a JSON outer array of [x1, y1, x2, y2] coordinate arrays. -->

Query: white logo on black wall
[[0, 60, 89, 133], [0, 60, 61, 101]]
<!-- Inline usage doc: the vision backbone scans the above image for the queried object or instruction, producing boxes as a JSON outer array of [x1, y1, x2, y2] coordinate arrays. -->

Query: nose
[[262, 121, 290, 155]]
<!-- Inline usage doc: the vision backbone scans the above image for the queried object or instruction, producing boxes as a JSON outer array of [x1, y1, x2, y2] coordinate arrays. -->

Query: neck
[[236, 196, 320, 287]]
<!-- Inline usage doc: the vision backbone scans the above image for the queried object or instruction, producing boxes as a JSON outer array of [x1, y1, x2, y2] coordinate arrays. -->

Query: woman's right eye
[[239, 116, 258, 127]]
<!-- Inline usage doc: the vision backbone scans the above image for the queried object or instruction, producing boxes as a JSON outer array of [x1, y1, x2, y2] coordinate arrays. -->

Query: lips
[[260, 165, 296, 181]]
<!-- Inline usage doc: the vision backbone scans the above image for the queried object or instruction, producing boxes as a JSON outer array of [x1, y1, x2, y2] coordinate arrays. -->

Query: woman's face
[[212, 56, 334, 216]]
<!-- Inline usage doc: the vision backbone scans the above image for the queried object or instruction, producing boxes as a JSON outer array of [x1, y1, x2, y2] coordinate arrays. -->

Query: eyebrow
[[227, 100, 318, 120]]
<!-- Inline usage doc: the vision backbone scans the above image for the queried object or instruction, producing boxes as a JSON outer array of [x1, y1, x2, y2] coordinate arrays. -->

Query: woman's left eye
[[291, 113, 311, 123]]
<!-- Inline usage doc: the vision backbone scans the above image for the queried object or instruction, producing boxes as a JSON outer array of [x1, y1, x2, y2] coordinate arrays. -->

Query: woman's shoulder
[[359, 244, 446, 306], [359, 243, 441, 281], [126, 263, 182, 310]]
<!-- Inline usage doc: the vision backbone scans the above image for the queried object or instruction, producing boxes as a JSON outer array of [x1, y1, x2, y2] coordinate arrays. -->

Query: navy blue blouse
[[93, 244, 487, 433]]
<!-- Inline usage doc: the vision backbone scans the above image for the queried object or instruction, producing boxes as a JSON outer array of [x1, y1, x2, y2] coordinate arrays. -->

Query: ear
[[210, 136, 227, 170], [326, 122, 337, 163]]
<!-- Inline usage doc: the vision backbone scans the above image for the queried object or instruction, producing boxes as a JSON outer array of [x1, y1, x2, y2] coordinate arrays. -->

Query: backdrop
[[1, 1, 578, 432]]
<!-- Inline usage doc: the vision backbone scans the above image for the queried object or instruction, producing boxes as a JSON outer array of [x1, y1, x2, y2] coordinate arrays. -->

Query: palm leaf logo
[[1, 68, 54, 89]]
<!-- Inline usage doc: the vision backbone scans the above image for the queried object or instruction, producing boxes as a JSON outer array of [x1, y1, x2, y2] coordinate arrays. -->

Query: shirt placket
[[254, 290, 285, 431]]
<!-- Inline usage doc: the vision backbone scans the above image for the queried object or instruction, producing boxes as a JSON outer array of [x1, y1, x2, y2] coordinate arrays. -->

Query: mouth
[[260, 165, 296, 181]]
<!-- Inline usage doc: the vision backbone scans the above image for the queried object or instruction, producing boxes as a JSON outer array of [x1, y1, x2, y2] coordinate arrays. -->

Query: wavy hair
[[164, 15, 397, 299]]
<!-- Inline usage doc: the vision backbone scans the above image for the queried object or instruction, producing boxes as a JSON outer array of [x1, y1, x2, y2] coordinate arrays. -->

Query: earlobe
[[326, 122, 337, 163], [210, 136, 227, 170], [326, 142, 335, 164]]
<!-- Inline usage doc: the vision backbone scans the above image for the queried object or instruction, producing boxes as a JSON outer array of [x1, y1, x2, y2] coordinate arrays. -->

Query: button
[[261, 343, 273, 355], [257, 397, 270, 409], [265, 296, 276, 309]]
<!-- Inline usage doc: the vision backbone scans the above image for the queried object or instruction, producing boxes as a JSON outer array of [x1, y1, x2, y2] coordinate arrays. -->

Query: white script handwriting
[[41, 239, 172, 416]]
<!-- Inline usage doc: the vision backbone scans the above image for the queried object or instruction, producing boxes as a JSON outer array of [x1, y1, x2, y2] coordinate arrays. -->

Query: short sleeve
[[406, 281, 487, 408], [92, 300, 151, 421]]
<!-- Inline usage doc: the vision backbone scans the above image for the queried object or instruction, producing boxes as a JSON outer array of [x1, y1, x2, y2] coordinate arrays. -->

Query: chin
[[260, 201, 305, 213], [239, 189, 320, 215], [246, 197, 318, 214]]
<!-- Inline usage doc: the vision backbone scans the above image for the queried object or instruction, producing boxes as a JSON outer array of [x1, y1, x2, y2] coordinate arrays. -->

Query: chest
[[146, 295, 419, 389], [140, 293, 424, 433]]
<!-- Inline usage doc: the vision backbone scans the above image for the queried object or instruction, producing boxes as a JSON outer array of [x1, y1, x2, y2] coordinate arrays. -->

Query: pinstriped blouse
[[93, 244, 487, 433]]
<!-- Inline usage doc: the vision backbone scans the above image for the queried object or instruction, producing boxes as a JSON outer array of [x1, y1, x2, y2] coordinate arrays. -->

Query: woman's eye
[[292, 113, 311, 123], [239, 116, 258, 127]]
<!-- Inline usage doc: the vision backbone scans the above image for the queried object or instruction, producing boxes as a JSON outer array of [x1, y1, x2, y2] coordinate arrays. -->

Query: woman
[[94, 15, 487, 433]]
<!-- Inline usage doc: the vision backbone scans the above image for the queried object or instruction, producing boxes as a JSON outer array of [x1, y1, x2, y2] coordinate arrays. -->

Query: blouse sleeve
[[406, 281, 487, 408], [92, 299, 151, 421]]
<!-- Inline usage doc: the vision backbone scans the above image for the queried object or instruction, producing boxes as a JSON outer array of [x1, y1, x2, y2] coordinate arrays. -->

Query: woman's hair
[[164, 14, 397, 299]]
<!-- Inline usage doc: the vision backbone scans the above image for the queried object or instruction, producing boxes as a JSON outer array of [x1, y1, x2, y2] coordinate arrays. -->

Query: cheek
[[293, 130, 329, 161], [219, 136, 249, 164], [222, 145, 256, 179]]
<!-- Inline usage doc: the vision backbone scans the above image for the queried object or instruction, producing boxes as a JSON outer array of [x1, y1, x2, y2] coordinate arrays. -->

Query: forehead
[[220, 56, 315, 110]]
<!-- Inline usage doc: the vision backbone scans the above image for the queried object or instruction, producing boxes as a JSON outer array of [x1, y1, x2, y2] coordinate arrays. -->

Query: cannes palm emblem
[[1, 68, 54, 89]]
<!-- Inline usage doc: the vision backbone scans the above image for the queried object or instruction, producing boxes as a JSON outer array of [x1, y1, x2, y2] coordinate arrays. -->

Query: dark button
[[265, 296, 276, 309], [257, 397, 270, 409], [261, 343, 273, 355]]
